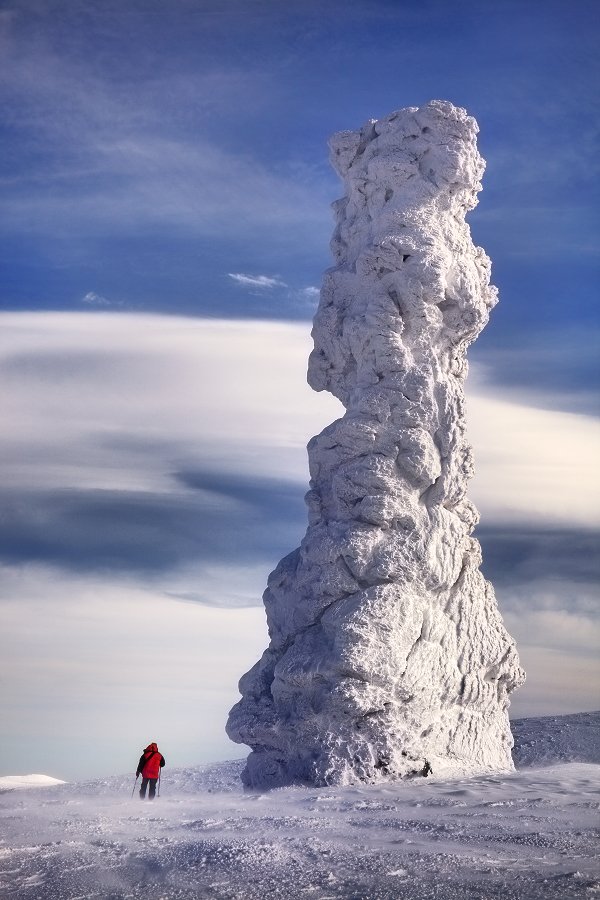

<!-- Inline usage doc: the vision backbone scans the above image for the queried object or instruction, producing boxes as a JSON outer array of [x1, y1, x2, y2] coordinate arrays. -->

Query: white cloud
[[1, 131, 332, 243], [228, 273, 287, 289], [508, 607, 599, 657], [0, 31, 333, 245], [0, 312, 341, 494], [467, 384, 600, 528], [1, 311, 597, 527], [81, 291, 117, 307]]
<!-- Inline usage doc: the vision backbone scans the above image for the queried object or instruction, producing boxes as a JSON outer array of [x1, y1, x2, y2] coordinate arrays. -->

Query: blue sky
[[0, 0, 598, 780], [1, 0, 598, 407]]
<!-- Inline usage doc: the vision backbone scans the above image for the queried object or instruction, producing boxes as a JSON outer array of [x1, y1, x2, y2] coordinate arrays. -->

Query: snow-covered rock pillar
[[227, 100, 525, 788]]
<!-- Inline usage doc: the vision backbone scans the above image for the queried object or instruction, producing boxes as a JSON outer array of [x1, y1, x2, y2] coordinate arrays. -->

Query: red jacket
[[137, 743, 165, 779]]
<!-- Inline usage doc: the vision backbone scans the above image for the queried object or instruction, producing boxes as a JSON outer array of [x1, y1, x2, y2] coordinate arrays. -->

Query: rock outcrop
[[227, 100, 525, 788]]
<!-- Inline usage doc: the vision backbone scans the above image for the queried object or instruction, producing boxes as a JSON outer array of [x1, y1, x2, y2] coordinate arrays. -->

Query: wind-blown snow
[[227, 101, 524, 788], [0, 713, 598, 899]]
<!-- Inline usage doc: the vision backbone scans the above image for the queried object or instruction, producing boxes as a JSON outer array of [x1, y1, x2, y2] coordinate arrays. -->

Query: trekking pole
[[157, 771, 161, 798], [131, 774, 139, 798]]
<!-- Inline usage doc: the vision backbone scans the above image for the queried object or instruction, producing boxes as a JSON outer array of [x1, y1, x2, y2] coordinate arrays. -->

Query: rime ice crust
[[226, 101, 525, 788]]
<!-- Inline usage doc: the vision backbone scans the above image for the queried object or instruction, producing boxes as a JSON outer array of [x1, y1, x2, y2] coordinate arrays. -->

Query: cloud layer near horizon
[[2, 312, 598, 528], [0, 311, 598, 777]]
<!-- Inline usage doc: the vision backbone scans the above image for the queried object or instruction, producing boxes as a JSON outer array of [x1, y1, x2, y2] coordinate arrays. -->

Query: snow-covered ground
[[1, 712, 598, 899]]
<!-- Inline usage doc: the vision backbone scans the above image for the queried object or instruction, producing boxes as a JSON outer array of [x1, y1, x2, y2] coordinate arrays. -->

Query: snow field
[[0, 713, 598, 899]]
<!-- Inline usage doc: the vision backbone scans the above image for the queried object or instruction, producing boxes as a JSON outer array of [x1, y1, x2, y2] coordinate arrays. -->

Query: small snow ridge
[[0, 774, 66, 791]]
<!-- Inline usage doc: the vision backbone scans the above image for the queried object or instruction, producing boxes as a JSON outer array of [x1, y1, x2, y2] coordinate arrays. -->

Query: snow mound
[[0, 774, 66, 791]]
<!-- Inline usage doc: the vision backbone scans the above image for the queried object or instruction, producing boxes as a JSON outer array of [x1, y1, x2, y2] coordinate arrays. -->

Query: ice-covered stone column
[[227, 100, 525, 788]]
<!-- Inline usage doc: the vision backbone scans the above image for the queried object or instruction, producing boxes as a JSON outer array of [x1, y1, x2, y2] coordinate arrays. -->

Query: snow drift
[[0, 774, 66, 791], [227, 100, 525, 788]]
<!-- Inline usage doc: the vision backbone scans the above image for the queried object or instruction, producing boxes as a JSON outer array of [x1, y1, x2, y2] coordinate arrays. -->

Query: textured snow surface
[[0, 713, 598, 899], [227, 100, 524, 788]]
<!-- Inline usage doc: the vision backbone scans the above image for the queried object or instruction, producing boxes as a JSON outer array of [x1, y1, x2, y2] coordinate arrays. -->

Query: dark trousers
[[139, 777, 157, 799]]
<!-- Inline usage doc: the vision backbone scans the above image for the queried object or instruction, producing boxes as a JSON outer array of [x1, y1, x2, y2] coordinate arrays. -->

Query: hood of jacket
[[144, 743, 158, 753]]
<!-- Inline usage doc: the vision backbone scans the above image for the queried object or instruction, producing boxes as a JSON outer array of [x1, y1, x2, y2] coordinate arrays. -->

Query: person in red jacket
[[136, 742, 165, 799]]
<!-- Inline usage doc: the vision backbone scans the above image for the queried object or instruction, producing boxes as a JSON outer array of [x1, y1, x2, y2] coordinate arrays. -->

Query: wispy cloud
[[467, 386, 600, 528], [0, 132, 331, 244], [470, 332, 600, 418], [1, 311, 598, 563], [0, 316, 341, 543], [0, 16, 333, 248], [228, 273, 287, 289]]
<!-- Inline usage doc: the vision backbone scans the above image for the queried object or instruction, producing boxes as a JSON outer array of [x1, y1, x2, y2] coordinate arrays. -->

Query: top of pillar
[[328, 100, 485, 212]]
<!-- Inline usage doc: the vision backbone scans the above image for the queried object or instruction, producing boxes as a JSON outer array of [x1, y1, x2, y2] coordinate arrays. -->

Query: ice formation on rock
[[227, 100, 525, 788]]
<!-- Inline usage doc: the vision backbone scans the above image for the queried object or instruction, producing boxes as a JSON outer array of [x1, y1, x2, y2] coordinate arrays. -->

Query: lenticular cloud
[[227, 101, 525, 788]]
